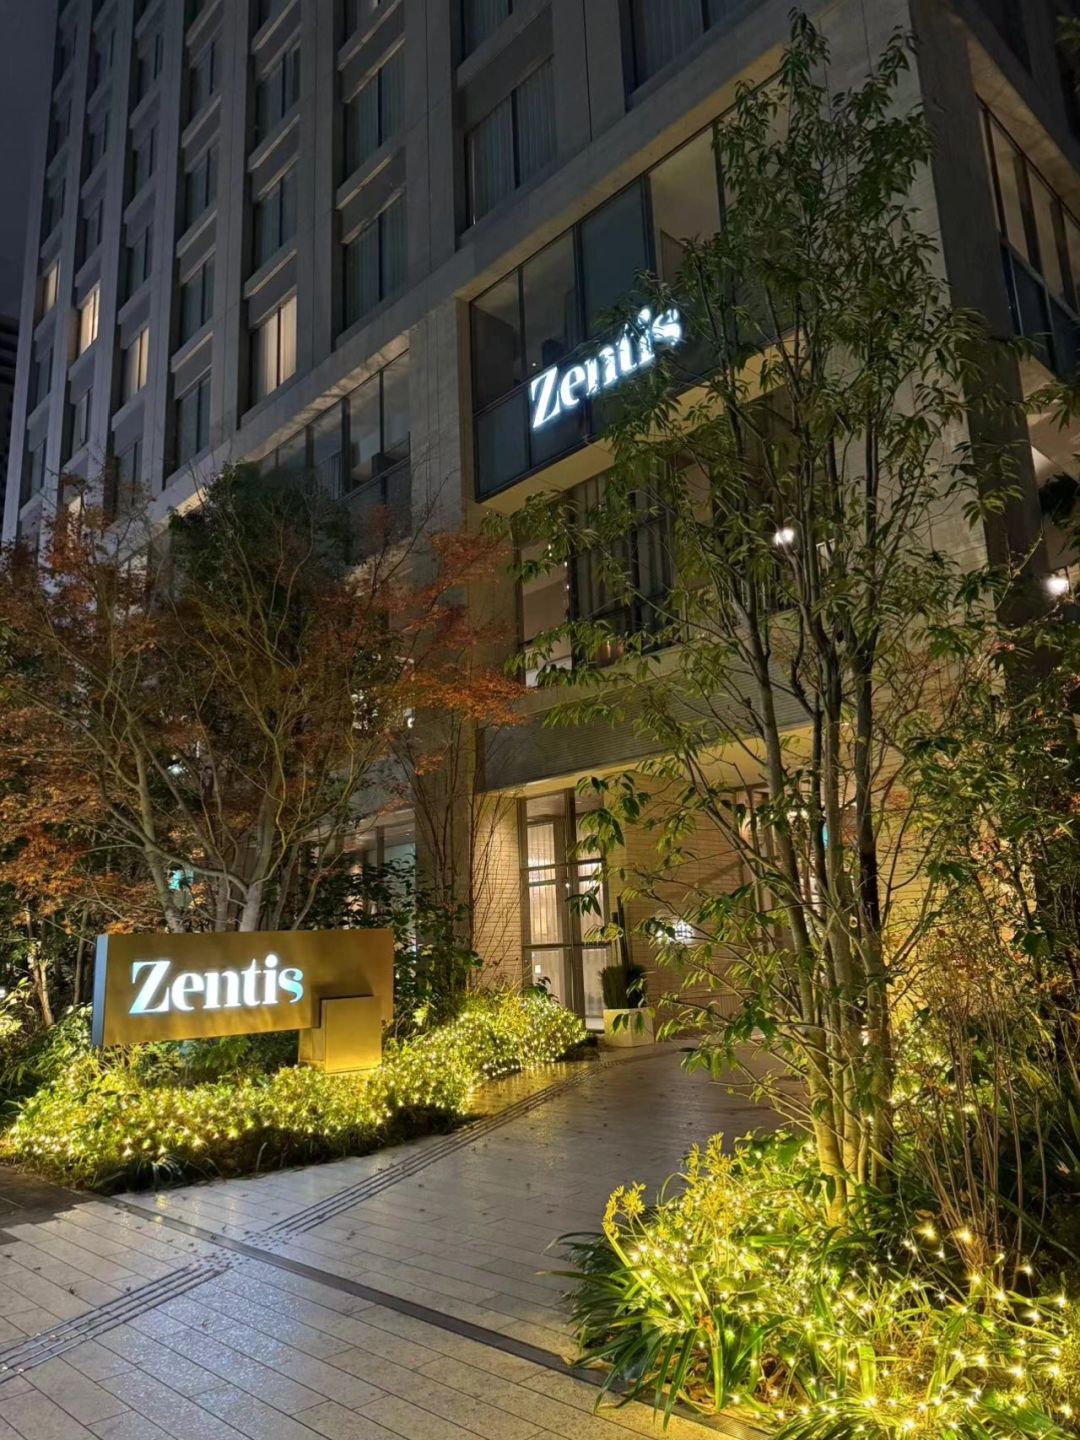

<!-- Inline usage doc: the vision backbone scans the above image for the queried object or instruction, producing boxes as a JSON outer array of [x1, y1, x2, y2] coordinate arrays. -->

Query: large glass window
[[40, 261, 59, 317], [188, 38, 217, 119], [180, 258, 214, 342], [78, 287, 101, 356], [125, 224, 153, 299], [71, 387, 93, 453], [343, 195, 406, 327], [251, 294, 297, 402], [20, 440, 46, 507], [43, 172, 65, 236], [631, 0, 704, 83], [254, 44, 300, 144], [85, 111, 109, 174], [183, 145, 218, 228], [521, 791, 611, 1027], [253, 167, 298, 269], [176, 372, 211, 464], [649, 128, 722, 281], [347, 351, 410, 487], [468, 110, 734, 497], [463, 0, 512, 55], [344, 47, 404, 175], [123, 327, 150, 401], [984, 107, 1080, 373], [466, 60, 555, 224], [580, 185, 649, 334]]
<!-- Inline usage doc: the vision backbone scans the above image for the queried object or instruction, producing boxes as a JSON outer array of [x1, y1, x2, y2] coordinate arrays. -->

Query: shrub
[[600, 965, 647, 1010], [1, 992, 585, 1192], [563, 1134, 1079, 1437]]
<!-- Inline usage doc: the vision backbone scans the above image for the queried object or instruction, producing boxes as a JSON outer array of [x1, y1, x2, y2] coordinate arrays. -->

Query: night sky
[[0, 0, 57, 319]]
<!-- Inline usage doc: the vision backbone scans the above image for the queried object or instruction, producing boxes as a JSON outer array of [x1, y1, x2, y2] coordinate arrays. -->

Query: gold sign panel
[[92, 929, 394, 1049]]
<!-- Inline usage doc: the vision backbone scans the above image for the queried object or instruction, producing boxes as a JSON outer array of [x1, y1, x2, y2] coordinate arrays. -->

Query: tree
[[0, 468, 519, 941], [513, 19, 1026, 1209]]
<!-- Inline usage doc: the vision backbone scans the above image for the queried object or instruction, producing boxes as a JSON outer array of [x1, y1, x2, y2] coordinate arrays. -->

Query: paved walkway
[[0, 1048, 780, 1440]]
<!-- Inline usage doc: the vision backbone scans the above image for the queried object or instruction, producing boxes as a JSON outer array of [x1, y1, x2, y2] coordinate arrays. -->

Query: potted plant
[[599, 963, 654, 1048]]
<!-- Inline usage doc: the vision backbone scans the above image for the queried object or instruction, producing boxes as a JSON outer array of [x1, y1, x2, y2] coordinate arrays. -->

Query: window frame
[[78, 286, 101, 356]]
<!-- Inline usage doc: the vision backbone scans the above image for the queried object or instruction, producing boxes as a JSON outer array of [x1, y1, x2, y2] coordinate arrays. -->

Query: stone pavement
[[0, 1047, 781, 1439]]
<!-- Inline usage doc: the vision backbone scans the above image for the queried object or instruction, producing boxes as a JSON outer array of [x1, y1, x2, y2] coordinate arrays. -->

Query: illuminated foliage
[[564, 1136, 1079, 1437], [1, 993, 585, 1191]]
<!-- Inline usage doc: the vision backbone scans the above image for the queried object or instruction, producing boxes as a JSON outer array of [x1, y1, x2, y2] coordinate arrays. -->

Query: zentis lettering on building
[[529, 308, 684, 432]]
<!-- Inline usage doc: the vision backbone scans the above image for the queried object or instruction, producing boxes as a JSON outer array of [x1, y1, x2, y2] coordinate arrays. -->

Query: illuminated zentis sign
[[529, 307, 684, 432], [92, 929, 393, 1046], [129, 953, 304, 1016]]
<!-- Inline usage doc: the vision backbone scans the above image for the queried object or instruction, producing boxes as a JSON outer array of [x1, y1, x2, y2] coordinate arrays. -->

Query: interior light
[[773, 526, 796, 547]]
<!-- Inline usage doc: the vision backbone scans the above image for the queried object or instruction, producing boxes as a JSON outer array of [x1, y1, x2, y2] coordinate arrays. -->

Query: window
[[55, 24, 74, 79], [134, 32, 164, 102], [252, 167, 297, 269], [176, 372, 211, 463], [89, 27, 114, 92], [984, 107, 1080, 377], [125, 225, 153, 298], [463, 0, 512, 56], [179, 258, 214, 342], [43, 172, 65, 236], [251, 294, 297, 401], [183, 145, 218, 228], [20, 439, 46, 506], [78, 287, 101, 355], [347, 350, 410, 487], [188, 38, 217, 118], [649, 129, 722, 282], [469, 113, 718, 496], [80, 197, 105, 262], [123, 328, 150, 401], [343, 0, 386, 41], [519, 540, 571, 683], [30, 347, 52, 410], [254, 45, 300, 143], [466, 60, 556, 224], [630, 0, 702, 83], [580, 184, 649, 334], [85, 111, 109, 173], [48, 99, 71, 160], [114, 439, 142, 516], [977, 0, 1029, 67], [344, 47, 404, 175], [71, 387, 93, 453], [131, 127, 156, 194], [40, 261, 60, 316], [343, 194, 406, 326]]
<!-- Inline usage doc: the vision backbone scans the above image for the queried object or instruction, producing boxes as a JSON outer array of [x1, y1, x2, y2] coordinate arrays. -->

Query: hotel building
[[3, 0, 1077, 1027]]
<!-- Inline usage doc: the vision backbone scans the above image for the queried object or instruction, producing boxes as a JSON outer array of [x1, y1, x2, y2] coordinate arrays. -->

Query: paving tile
[[89, 1413, 174, 1439], [25, 1358, 129, 1425], [100, 1373, 248, 1440], [358, 1393, 539, 1440], [194, 1386, 334, 1440], [293, 1402, 401, 1440], [0, 1387, 99, 1439]]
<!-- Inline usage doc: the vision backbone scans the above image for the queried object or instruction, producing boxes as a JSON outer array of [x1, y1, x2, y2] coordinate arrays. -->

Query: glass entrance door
[[522, 793, 612, 1029]]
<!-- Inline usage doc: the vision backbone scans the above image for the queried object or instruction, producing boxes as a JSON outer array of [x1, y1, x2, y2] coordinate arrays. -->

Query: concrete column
[[310, 0, 337, 364], [581, 0, 627, 140], [910, 0, 1048, 602], [551, 0, 591, 159], [213, 2, 251, 446]]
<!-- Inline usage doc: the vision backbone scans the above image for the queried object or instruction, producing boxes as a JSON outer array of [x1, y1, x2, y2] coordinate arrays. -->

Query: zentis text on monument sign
[[92, 929, 393, 1048]]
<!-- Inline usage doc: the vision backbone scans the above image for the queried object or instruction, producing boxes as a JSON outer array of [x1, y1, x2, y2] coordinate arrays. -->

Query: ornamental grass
[[562, 1134, 1080, 1439], [1, 992, 585, 1192]]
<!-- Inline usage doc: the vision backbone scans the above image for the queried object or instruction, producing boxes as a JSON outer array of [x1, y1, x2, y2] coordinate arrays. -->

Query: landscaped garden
[[0, 991, 585, 1192]]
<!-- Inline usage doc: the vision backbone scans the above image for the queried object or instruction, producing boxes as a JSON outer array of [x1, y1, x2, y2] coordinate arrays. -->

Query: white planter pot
[[602, 1007, 655, 1048]]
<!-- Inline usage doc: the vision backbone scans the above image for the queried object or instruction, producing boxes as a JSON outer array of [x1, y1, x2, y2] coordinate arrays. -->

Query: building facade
[[3, 0, 1077, 1027]]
